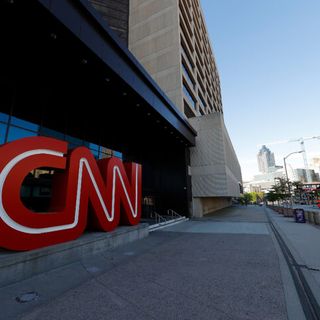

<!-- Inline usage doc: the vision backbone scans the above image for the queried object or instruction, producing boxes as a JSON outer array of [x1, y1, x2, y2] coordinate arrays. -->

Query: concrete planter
[[306, 211, 315, 224], [314, 212, 320, 225]]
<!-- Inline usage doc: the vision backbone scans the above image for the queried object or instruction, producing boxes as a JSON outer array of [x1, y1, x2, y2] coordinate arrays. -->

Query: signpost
[[293, 208, 305, 223]]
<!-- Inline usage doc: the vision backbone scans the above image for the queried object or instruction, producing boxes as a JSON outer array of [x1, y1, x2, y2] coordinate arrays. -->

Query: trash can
[[293, 208, 305, 223]]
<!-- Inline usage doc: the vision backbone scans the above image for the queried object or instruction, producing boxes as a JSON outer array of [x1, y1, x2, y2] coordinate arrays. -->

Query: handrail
[[167, 209, 182, 219], [153, 212, 167, 224]]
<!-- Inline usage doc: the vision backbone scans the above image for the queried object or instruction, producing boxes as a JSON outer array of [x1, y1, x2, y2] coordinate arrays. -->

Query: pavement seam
[[266, 223, 306, 320]]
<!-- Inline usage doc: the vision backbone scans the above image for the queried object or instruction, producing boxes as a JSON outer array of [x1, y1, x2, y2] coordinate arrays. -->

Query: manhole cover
[[16, 292, 39, 303]]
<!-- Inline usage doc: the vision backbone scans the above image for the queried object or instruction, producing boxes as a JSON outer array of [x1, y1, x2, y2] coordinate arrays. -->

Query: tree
[[266, 178, 291, 205], [292, 181, 303, 203], [239, 193, 253, 205], [250, 191, 264, 203]]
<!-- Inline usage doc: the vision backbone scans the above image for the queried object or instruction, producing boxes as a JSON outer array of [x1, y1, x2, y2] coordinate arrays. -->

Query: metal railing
[[151, 211, 167, 224], [167, 209, 182, 220]]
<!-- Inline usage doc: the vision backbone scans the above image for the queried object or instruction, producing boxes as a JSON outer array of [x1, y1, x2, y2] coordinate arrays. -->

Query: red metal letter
[[0, 137, 142, 250]]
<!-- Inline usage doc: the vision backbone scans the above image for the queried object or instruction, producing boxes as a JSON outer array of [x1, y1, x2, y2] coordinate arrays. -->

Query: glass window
[[182, 62, 195, 89], [89, 143, 99, 151], [90, 149, 99, 159], [39, 127, 65, 140], [66, 136, 83, 147], [0, 123, 8, 144], [99, 152, 111, 159], [113, 151, 122, 159], [199, 92, 206, 110], [183, 84, 196, 109], [7, 126, 37, 142], [11, 117, 39, 132], [0, 112, 9, 123]]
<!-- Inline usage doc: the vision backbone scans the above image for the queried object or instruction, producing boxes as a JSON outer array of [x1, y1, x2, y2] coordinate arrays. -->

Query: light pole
[[283, 151, 303, 206]]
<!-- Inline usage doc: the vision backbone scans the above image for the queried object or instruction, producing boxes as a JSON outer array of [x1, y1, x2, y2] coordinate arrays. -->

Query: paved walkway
[[1, 205, 314, 319], [266, 206, 320, 309]]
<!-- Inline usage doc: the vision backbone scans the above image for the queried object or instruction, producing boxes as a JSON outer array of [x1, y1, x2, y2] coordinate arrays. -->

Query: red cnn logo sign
[[0, 137, 142, 251]]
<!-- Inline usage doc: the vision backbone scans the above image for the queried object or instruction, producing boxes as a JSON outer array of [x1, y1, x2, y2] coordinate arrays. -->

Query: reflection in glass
[[7, 126, 37, 142], [0, 112, 9, 123], [0, 123, 7, 144], [91, 149, 99, 159], [113, 151, 123, 159], [11, 117, 39, 131], [66, 135, 83, 148], [40, 127, 64, 140], [89, 143, 99, 151], [99, 152, 112, 159]]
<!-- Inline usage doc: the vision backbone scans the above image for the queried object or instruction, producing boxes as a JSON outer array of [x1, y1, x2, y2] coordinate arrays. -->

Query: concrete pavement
[[266, 206, 320, 314], [0, 205, 312, 319]]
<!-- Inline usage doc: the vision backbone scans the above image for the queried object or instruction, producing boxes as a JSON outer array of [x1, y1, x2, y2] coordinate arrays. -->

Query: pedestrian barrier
[[267, 205, 320, 227]]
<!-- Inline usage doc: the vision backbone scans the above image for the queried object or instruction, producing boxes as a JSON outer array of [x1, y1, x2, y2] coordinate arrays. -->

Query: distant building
[[289, 168, 319, 183], [257, 145, 275, 173], [243, 182, 262, 193], [311, 157, 320, 174], [251, 170, 286, 192]]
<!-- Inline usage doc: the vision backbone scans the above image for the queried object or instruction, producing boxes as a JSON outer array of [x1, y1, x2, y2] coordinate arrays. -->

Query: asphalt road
[[2, 205, 294, 320]]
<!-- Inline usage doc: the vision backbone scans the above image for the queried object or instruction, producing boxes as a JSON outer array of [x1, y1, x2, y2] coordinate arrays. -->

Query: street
[[2, 205, 316, 319]]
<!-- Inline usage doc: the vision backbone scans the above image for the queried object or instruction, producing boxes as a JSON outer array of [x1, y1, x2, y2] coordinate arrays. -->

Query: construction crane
[[258, 136, 320, 183]]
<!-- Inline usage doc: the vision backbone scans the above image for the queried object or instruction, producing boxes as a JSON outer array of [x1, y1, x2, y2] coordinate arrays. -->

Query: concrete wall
[[128, 0, 182, 111], [0, 224, 149, 287], [193, 197, 232, 217], [189, 113, 242, 216], [89, 0, 129, 45]]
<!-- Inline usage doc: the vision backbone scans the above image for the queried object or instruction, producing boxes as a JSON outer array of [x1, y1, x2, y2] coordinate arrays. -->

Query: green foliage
[[239, 192, 265, 205], [266, 177, 291, 203]]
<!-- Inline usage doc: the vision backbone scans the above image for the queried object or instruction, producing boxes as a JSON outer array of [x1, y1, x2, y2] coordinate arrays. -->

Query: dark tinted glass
[[7, 126, 37, 142], [0, 123, 7, 144], [11, 117, 39, 131], [0, 112, 9, 123]]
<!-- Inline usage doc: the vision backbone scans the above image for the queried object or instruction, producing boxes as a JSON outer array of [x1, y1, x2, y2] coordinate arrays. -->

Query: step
[[149, 217, 189, 232], [0, 223, 149, 287]]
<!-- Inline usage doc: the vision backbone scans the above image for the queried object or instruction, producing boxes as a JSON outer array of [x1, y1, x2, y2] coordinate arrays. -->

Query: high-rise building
[[257, 145, 276, 173], [90, 0, 242, 215], [128, 0, 222, 118]]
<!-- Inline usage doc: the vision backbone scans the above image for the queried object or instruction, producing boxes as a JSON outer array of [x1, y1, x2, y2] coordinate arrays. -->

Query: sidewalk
[[266, 207, 320, 306], [1, 205, 289, 320]]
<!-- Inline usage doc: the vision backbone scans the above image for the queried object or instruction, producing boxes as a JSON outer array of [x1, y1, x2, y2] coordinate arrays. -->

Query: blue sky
[[201, 0, 320, 181]]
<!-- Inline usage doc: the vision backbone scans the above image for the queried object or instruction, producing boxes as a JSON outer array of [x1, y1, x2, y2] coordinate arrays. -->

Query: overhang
[[34, 0, 196, 145]]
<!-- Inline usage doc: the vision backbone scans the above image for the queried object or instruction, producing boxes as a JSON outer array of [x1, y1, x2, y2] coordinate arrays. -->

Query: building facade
[[257, 145, 276, 173], [127, 0, 242, 215], [1, 0, 241, 229], [289, 168, 319, 183], [128, 0, 222, 118], [189, 113, 242, 214], [0, 0, 198, 222]]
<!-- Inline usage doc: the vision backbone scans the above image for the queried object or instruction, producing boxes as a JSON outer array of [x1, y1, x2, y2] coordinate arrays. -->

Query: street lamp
[[283, 151, 303, 206]]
